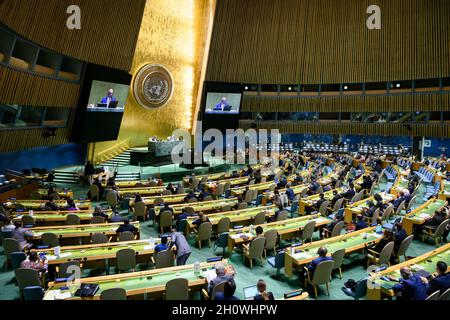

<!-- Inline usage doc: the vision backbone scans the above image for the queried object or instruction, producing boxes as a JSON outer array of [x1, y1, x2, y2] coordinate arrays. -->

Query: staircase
[[100, 150, 131, 167], [53, 170, 80, 184]]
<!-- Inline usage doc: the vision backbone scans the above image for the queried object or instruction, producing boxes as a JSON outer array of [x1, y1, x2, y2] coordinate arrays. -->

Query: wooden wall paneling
[[0, 0, 146, 71], [206, 0, 450, 84], [0, 65, 80, 107]]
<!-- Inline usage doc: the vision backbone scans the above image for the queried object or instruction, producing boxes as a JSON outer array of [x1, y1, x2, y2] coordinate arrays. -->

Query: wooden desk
[[3, 199, 91, 210], [26, 222, 140, 245], [186, 205, 277, 233], [129, 193, 192, 207], [402, 198, 447, 235], [366, 243, 450, 300], [154, 198, 239, 216], [284, 227, 381, 277], [36, 189, 74, 200], [33, 239, 161, 278], [12, 209, 113, 226], [230, 181, 276, 196], [43, 260, 233, 300], [262, 184, 309, 206], [299, 188, 343, 215], [227, 214, 331, 253], [117, 186, 167, 197], [344, 192, 395, 224]]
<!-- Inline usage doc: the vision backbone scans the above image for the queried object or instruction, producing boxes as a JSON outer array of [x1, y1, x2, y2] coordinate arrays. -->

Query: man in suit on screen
[[101, 88, 117, 107], [214, 97, 231, 111]]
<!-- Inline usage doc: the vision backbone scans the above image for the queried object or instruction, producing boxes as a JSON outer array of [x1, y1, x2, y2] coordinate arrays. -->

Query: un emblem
[[133, 64, 174, 109]]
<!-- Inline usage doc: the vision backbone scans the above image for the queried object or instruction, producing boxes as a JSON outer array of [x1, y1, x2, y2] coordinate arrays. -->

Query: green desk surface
[[302, 188, 343, 204], [231, 182, 276, 195], [376, 247, 450, 291], [4, 200, 90, 210], [28, 223, 140, 237], [263, 185, 308, 197], [38, 239, 160, 263], [154, 198, 238, 215], [187, 206, 277, 225], [14, 212, 111, 221], [289, 229, 382, 262], [229, 215, 332, 239], [44, 263, 222, 300], [406, 199, 447, 222], [348, 193, 396, 212]]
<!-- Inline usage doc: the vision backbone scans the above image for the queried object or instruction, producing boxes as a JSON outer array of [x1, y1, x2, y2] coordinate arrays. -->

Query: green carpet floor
[[0, 176, 444, 300]]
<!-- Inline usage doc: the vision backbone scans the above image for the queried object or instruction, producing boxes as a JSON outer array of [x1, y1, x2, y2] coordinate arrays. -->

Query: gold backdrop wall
[[91, 0, 215, 162]]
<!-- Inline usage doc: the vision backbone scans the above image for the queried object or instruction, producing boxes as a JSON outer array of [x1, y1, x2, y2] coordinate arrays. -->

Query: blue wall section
[[0, 143, 86, 173], [423, 138, 450, 157]]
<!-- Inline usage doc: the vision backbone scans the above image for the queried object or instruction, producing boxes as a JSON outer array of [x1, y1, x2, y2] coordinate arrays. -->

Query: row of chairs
[[414, 166, 435, 183]]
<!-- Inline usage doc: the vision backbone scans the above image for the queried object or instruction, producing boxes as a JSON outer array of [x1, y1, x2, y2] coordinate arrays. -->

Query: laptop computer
[[108, 101, 119, 108], [243, 285, 258, 300], [96, 103, 108, 108]]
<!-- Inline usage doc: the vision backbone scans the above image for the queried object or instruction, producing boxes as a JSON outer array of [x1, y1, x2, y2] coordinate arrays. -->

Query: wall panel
[[0, 0, 146, 71], [206, 0, 450, 84], [0, 65, 80, 107], [241, 93, 450, 113]]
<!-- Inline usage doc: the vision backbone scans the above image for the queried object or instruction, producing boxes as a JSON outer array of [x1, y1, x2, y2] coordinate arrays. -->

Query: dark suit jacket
[[254, 292, 275, 300], [393, 276, 428, 300], [116, 224, 138, 233], [428, 273, 450, 294]]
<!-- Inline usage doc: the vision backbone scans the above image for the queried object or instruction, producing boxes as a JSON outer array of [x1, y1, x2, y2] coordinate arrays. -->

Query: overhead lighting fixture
[[244, 86, 249, 90], [396, 83, 401, 88], [343, 86, 348, 90]]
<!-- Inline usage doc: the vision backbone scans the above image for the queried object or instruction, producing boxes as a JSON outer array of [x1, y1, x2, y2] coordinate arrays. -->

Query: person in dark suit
[[391, 266, 428, 300], [254, 279, 274, 300], [423, 261, 450, 294], [392, 191, 406, 209], [415, 209, 447, 236], [166, 183, 177, 194], [330, 190, 342, 207], [340, 183, 356, 201], [197, 189, 210, 202], [84, 161, 95, 185], [313, 193, 326, 212], [192, 212, 210, 230], [162, 203, 174, 213], [184, 190, 197, 202], [116, 219, 138, 233], [215, 280, 240, 300], [307, 246, 333, 275], [355, 214, 369, 231], [393, 222, 407, 254], [44, 198, 60, 211], [360, 175, 373, 191], [372, 230, 393, 254], [364, 201, 377, 218], [92, 205, 109, 220], [285, 183, 295, 201]]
